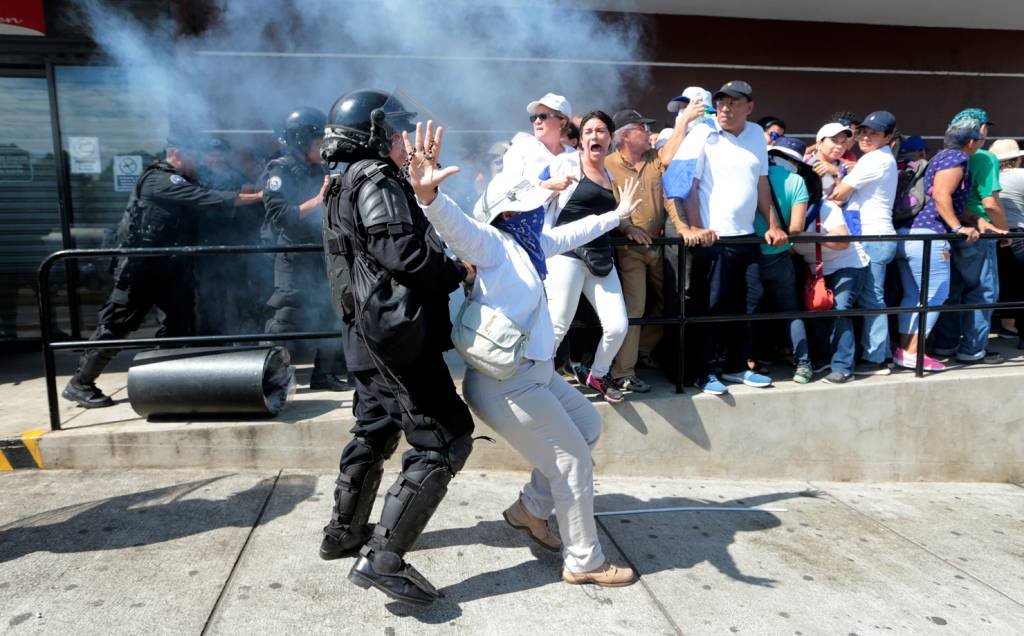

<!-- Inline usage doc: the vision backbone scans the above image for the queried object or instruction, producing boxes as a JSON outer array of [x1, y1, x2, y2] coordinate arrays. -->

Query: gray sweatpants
[[463, 358, 605, 573]]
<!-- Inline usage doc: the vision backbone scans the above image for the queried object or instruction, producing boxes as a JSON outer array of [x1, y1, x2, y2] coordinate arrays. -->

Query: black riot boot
[[310, 348, 351, 391], [61, 349, 115, 408], [320, 460, 385, 560], [348, 460, 454, 607]]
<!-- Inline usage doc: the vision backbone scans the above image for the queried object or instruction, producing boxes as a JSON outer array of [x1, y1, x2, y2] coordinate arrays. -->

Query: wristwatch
[[951, 225, 964, 233]]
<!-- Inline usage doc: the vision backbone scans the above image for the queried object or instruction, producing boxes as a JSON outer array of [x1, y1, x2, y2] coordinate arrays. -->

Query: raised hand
[[615, 177, 643, 222], [403, 120, 461, 204]]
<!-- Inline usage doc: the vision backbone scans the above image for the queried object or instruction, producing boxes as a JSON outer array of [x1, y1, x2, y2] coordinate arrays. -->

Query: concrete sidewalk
[[1, 469, 1022, 635], [4, 340, 1024, 480]]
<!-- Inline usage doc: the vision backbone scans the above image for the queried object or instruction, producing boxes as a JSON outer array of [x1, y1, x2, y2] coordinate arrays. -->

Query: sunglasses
[[529, 112, 563, 123]]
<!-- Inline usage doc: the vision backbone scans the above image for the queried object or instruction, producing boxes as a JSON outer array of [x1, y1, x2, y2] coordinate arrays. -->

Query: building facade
[[1, 0, 1022, 347]]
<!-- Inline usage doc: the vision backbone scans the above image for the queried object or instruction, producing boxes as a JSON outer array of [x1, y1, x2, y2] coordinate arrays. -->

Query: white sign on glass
[[68, 136, 101, 174]]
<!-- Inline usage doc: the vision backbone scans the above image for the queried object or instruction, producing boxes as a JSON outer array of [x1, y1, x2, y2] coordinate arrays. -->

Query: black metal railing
[[37, 232, 1024, 431]]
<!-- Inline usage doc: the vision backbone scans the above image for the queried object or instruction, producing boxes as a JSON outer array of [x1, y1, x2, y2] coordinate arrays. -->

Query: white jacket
[[501, 132, 575, 185], [420, 193, 620, 362]]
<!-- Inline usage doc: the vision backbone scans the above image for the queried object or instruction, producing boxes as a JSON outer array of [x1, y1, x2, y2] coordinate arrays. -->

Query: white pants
[[463, 359, 605, 573], [546, 254, 628, 378]]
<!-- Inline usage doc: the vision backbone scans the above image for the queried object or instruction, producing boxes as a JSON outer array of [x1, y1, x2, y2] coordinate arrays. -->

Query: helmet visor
[[380, 87, 435, 133]]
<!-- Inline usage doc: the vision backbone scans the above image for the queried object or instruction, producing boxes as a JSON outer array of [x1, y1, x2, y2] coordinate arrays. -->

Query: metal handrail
[[37, 231, 1024, 431]]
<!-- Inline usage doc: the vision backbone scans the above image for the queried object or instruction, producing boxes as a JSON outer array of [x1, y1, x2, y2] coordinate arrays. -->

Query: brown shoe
[[562, 561, 637, 587], [502, 497, 561, 551]]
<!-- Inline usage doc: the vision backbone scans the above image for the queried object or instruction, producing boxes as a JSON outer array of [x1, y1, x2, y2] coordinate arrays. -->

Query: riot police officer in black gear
[[260, 107, 349, 391], [319, 89, 475, 607], [62, 140, 264, 409]]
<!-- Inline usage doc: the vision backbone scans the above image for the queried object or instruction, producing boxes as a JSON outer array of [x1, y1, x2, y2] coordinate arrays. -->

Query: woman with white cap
[[807, 122, 854, 196], [990, 138, 1024, 341], [405, 121, 640, 588], [501, 92, 577, 191]]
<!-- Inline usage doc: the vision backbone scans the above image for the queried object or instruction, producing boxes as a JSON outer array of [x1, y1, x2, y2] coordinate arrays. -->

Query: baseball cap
[[860, 111, 897, 135], [527, 93, 572, 119], [951, 107, 992, 128], [816, 122, 853, 142], [768, 136, 808, 164], [667, 86, 713, 113], [899, 135, 927, 154], [612, 109, 656, 130], [473, 172, 554, 225], [713, 80, 753, 102], [989, 138, 1024, 161]]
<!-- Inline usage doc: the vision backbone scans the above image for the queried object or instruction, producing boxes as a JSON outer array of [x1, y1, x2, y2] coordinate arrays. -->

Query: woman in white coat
[[406, 121, 640, 588], [501, 92, 578, 193]]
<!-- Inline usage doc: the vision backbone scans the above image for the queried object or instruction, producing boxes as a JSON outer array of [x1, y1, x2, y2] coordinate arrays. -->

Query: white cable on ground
[[595, 506, 787, 517]]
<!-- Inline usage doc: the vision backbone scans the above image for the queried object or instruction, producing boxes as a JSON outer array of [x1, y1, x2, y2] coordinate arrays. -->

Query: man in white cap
[[658, 86, 714, 168]]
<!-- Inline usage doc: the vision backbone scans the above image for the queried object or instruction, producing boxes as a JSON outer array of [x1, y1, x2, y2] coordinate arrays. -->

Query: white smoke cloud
[[73, 0, 650, 148]]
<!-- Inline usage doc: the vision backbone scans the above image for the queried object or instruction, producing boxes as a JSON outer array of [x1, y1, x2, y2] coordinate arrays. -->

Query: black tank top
[[554, 173, 617, 256]]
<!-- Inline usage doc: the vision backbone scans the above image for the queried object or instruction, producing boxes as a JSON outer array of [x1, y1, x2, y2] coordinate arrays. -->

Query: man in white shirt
[[680, 80, 788, 395], [829, 110, 899, 376]]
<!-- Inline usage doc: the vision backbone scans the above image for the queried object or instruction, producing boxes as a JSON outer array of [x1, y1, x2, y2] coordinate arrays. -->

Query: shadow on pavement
[[0, 473, 316, 564], [594, 490, 819, 587], [387, 489, 817, 623]]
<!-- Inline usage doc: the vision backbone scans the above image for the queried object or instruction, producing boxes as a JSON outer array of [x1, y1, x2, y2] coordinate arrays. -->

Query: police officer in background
[[260, 107, 349, 391], [318, 89, 475, 607], [195, 137, 266, 336], [62, 138, 264, 408]]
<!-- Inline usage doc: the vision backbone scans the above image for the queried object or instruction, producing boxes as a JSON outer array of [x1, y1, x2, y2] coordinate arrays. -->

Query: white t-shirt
[[691, 121, 769, 236], [793, 201, 870, 276], [842, 145, 898, 235], [998, 168, 1024, 229]]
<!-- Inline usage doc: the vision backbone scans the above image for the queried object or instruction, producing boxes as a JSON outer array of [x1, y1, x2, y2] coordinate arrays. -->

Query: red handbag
[[804, 217, 835, 312]]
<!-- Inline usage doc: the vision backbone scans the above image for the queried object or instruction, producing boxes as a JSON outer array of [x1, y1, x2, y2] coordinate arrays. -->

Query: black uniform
[[260, 154, 345, 378], [195, 163, 266, 335], [320, 157, 474, 605], [64, 160, 236, 405]]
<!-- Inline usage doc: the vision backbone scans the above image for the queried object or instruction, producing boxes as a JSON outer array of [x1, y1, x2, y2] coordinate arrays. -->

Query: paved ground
[[1, 469, 1021, 635]]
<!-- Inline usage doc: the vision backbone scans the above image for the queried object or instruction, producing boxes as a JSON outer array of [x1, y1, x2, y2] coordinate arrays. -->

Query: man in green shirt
[[751, 136, 812, 383], [934, 108, 1006, 363]]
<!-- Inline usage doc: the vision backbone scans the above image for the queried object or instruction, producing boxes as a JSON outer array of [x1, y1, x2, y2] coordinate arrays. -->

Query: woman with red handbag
[[791, 199, 870, 383]]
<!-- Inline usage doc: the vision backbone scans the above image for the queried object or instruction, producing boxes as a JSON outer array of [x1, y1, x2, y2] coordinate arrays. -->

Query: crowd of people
[[52, 81, 1024, 608], [459, 82, 1023, 398], [60, 80, 1024, 408]]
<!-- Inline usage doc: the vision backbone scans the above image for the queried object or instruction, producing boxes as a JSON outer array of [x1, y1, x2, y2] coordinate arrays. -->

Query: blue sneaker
[[696, 374, 728, 395], [721, 370, 773, 388]]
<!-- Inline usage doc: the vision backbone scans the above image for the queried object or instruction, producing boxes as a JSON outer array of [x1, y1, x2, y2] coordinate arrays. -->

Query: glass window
[[54, 65, 170, 333], [0, 76, 66, 341]]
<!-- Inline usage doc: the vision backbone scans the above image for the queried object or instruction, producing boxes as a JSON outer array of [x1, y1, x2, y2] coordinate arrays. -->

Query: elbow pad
[[356, 179, 414, 236]]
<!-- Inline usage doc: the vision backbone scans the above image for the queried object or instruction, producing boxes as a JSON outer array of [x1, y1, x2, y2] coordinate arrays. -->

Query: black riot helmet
[[279, 106, 327, 156], [321, 89, 417, 163]]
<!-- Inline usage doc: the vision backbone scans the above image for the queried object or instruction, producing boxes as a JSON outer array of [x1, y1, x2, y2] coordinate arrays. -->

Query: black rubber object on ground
[[127, 346, 294, 418]]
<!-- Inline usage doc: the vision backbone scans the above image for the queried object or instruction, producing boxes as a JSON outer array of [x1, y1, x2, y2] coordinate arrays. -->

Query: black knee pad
[[444, 433, 474, 475]]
